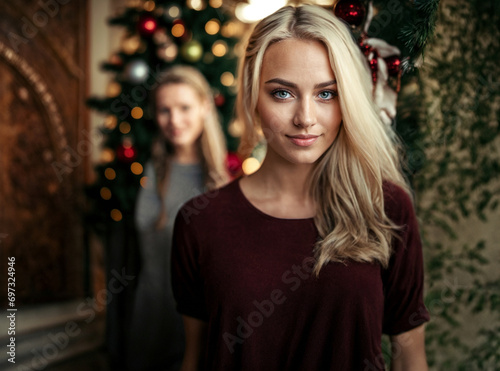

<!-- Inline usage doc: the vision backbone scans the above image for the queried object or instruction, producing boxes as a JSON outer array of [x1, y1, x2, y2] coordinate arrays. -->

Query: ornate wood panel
[[0, 0, 87, 306]]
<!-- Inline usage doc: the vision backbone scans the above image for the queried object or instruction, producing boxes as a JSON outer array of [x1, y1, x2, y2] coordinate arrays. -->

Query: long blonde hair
[[151, 65, 229, 228], [237, 5, 410, 274]]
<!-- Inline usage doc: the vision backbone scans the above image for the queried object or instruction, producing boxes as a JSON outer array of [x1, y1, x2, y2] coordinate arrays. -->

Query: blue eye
[[318, 90, 337, 100], [272, 90, 292, 100]]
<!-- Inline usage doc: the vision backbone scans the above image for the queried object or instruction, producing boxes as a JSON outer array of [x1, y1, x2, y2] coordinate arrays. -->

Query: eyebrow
[[264, 78, 337, 89]]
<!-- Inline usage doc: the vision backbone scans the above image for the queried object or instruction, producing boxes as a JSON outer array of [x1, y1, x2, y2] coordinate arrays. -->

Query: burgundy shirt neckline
[[234, 178, 315, 223]]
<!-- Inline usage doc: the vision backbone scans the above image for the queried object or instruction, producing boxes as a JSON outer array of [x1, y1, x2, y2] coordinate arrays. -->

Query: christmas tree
[[86, 0, 241, 232], [86, 1, 244, 366]]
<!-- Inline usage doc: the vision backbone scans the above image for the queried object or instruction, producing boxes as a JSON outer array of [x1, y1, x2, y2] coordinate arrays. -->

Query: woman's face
[[256, 38, 343, 165], [155, 83, 207, 150]]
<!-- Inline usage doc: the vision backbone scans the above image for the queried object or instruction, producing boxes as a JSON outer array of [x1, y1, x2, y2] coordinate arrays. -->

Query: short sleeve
[[171, 206, 208, 321], [382, 185, 430, 335]]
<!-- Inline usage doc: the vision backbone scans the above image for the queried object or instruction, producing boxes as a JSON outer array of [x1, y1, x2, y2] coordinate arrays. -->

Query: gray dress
[[127, 161, 205, 371]]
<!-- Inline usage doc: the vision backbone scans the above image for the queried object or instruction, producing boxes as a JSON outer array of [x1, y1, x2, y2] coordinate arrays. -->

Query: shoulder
[[175, 179, 242, 227], [382, 181, 416, 226]]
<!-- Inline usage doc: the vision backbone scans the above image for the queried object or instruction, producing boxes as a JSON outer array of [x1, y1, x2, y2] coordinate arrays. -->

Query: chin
[[168, 137, 186, 146], [286, 153, 323, 165]]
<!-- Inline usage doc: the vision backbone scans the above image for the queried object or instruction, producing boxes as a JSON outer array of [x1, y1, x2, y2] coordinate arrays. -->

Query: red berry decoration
[[369, 56, 378, 84], [214, 93, 225, 107], [334, 0, 366, 28], [385, 56, 401, 77], [138, 15, 158, 36], [116, 143, 138, 163], [360, 42, 372, 56]]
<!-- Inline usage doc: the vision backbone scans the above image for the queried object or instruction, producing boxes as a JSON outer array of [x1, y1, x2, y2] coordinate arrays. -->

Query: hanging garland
[[333, 0, 440, 127]]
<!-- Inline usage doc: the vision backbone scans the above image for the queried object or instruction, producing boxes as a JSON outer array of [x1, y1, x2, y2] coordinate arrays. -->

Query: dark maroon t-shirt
[[172, 179, 429, 370]]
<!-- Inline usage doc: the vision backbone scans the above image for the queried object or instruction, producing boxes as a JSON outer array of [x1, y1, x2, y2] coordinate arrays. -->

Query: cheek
[[188, 111, 205, 134], [257, 103, 287, 135], [156, 114, 168, 129], [197, 109, 206, 127], [327, 118, 342, 144]]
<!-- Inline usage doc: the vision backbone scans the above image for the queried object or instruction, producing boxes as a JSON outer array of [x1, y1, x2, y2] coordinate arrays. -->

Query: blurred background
[[0, 0, 498, 370]]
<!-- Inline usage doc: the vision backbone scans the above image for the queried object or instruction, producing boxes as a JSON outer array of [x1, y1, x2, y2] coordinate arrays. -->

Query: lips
[[286, 134, 320, 147], [168, 129, 183, 137]]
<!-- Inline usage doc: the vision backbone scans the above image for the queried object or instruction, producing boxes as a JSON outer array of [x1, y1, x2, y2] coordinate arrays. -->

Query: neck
[[250, 150, 314, 199], [173, 144, 200, 164]]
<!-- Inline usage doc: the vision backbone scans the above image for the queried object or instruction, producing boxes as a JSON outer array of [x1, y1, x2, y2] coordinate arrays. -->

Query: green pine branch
[[400, 0, 440, 72]]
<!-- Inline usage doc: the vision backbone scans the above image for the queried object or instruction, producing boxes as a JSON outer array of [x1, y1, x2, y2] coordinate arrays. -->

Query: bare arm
[[390, 324, 428, 371], [180, 315, 208, 371]]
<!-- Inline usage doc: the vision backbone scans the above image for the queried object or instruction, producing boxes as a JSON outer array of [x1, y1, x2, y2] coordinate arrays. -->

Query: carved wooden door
[[0, 0, 88, 306]]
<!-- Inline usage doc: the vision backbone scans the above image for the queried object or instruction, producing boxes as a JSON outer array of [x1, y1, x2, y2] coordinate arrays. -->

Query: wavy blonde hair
[[237, 5, 410, 274], [151, 65, 229, 228]]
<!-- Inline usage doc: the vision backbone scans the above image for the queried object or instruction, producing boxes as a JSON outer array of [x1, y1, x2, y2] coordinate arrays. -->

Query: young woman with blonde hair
[[172, 5, 429, 370], [128, 65, 229, 370]]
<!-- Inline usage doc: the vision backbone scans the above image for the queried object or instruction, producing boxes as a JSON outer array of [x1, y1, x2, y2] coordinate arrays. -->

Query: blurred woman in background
[[127, 65, 229, 371]]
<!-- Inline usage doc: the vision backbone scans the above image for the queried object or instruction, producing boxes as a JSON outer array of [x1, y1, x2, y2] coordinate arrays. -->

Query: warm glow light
[[221, 22, 237, 38], [228, 120, 244, 137], [101, 148, 115, 162], [316, 0, 335, 5], [167, 5, 181, 19], [171, 23, 185, 37], [104, 168, 116, 180], [119, 121, 131, 134], [140, 176, 148, 188], [242, 157, 261, 175], [106, 82, 121, 97], [105, 116, 117, 129], [131, 107, 143, 119], [122, 35, 141, 54], [209, 0, 222, 8], [212, 40, 227, 57], [164, 44, 178, 61], [205, 19, 220, 35], [111, 209, 123, 222], [100, 187, 112, 200], [143, 1, 155, 11], [187, 0, 205, 11], [220, 71, 234, 86], [131, 162, 144, 175], [235, 0, 287, 23]]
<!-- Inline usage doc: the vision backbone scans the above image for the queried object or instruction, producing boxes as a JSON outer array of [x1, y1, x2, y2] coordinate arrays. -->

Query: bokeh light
[[131, 162, 144, 175], [104, 168, 116, 180], [111, 209, 123, 222], [131, 107, 143, 119], [242, 157, 261, 175]]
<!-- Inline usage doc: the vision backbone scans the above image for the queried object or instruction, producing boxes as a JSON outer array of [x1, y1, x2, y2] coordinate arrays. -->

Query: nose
[[168, 108, 181, 128], [293, 97, 316, 128]]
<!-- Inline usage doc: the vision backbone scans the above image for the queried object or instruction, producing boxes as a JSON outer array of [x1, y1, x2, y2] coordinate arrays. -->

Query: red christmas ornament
[[116, 143, 138, 163], [226, 152, 242, 178], [214, 93, 225, 107], [138, 15, 158, 36], [334, 0, 366, 28], [385, 55, 401, 77]]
